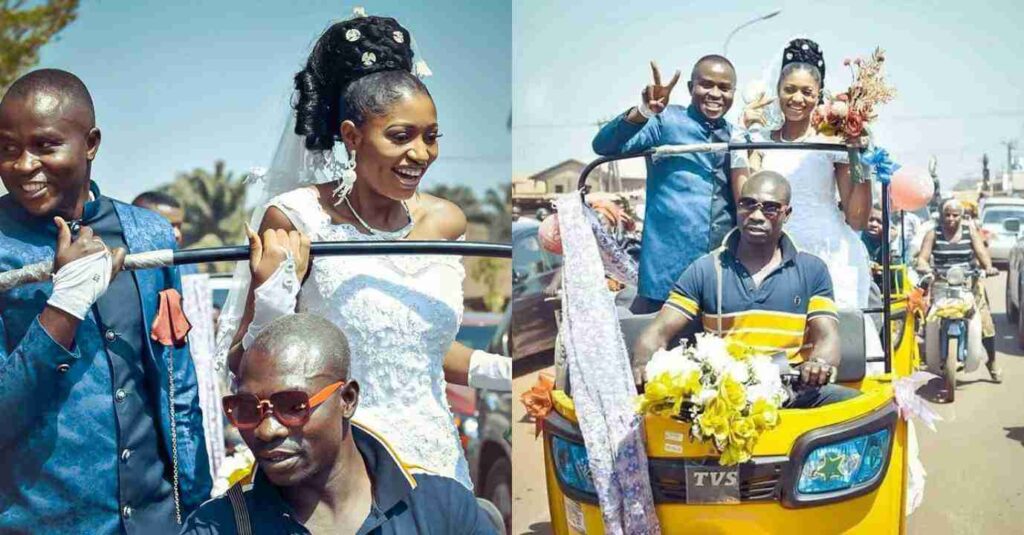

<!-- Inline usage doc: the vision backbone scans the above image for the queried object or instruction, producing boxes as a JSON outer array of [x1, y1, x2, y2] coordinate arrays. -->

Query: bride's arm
[[443, 343, 474, 385], [227, 207, 309, 373], [443, 342, 512, 392], [836, 163, 871, 230]]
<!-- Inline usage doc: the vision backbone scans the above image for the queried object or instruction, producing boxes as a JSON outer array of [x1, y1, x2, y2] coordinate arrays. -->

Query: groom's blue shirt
[[0, 182, 211, 534], [593, 104, 739, 303]]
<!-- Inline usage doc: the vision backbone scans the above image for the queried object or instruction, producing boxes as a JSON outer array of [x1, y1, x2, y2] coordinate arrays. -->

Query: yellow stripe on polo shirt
[[701, 309, 809, 363], [808, 295, 839, 318], [703, 325, 805, 351], [701, 311, 808, 333], [666, 290, 700, 317]]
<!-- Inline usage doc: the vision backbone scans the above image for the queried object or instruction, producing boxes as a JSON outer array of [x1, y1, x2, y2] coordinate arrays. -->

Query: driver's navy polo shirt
[[180, 421, 497, 535], [665, 231, 838, 363]]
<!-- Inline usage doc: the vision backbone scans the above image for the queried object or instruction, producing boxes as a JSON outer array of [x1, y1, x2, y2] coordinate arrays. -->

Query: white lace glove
[[47, 249, 114, 320], [468, 350, 512, 392], [242, 253, 300, 350]]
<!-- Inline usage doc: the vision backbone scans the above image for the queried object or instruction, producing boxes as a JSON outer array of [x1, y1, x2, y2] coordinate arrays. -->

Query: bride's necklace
[[343, 196, 413, 238]]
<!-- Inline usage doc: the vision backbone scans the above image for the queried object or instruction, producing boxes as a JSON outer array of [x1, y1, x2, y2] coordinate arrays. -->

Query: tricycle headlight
[[551, 435, 597, 496], [797, 428, 890, 495], [783, 403, 897, 508]]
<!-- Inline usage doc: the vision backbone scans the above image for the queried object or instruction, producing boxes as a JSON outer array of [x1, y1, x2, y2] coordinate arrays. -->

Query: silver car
[[980, 197, 1024, 267], [1001, 214, 1024, 348]]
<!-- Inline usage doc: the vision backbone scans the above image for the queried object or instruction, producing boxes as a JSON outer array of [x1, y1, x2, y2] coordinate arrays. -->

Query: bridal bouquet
[[636, 334, 789, 465], [811, 47, 896, 147]]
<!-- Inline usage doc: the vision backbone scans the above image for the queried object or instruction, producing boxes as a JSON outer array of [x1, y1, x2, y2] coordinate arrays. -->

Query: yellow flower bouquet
[[636, 334, 789, 466]]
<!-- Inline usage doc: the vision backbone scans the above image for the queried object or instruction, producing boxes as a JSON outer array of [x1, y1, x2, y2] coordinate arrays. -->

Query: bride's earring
[[327, 143, 357, 207]]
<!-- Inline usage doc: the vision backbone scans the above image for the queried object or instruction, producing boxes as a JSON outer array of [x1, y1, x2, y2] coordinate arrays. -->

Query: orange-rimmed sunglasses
[[223, 381, 346, 430]]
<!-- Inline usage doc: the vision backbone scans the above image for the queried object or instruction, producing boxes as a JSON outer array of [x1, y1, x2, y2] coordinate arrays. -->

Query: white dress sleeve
[[729, 128, 752, 169]]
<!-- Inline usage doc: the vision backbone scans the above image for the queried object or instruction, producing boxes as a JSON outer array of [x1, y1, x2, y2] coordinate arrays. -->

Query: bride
[[219, 13, 510, 490], [739, 38, 873, 311]]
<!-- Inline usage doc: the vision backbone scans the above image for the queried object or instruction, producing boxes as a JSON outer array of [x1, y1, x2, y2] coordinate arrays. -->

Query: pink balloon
[[538, 213, 563, 255], [890, 168, 934, 211]]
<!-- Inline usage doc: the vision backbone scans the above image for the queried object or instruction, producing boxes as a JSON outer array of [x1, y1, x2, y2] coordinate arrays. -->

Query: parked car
[[446, 311, 511, 532], [1001, 218, 1024, 347], [979, 197, 1024, 267], [510, 220, 562, 361]]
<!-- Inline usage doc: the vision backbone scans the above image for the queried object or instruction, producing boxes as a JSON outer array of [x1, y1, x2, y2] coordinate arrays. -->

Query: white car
[[979, 197, 1024, 267]]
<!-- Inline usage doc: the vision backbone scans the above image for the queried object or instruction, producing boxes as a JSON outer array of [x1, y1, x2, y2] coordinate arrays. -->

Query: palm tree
[[159, 160, 248, 272], [482, 186, 511, 242]]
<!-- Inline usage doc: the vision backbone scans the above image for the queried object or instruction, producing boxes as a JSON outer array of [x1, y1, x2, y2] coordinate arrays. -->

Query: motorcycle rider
[[915, 198, 1001, 383]]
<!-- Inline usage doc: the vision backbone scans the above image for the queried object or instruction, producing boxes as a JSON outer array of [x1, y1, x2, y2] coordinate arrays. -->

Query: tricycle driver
[[634, 170, 860, 407]]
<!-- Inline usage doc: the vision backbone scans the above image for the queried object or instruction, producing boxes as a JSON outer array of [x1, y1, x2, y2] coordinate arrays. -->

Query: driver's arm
[[801, 258, 841, 386], [805, 316, 841, 369], [915, 229, 936, 273], [633, 260, 707, 384], [634, 306, 692, 383]]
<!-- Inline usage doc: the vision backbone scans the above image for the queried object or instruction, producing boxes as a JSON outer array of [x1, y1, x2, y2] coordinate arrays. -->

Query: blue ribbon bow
[[862, 147, 900, 184]]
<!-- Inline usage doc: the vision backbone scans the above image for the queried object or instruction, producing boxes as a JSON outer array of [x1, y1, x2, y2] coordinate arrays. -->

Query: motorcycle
[[920, 263, 986, 402]]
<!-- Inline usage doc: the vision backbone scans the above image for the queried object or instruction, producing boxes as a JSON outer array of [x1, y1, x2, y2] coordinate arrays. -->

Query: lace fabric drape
[[556, 192, 660, 534]]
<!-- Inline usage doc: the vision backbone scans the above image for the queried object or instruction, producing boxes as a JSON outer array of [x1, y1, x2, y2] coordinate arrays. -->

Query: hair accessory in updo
[[293, 12, 430, 151], [322, 15, 415, 83], [782, 38, 825, 85]]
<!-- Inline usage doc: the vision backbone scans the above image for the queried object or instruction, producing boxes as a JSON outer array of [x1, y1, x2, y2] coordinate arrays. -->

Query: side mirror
[[512, 270, 526, 286], [1004, 218, 1021, 234]]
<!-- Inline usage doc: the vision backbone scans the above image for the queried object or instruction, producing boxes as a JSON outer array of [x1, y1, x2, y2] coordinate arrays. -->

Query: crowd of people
[[0, 12, 508, 535]]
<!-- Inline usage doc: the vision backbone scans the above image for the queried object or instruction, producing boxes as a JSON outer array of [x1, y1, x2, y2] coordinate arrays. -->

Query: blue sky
[[513, 0, 1024, 189], [34, 0, 511, 202]]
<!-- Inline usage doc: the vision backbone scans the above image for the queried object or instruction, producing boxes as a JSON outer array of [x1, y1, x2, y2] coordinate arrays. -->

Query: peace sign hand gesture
[[741, 93, 776, 129], [641, 61, 681, 115]]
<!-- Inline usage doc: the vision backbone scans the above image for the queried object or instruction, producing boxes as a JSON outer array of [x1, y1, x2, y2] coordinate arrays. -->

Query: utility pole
[[1002, 139, 1017, 173], [1002, 140, 1017, 193], [982, 153, 990, 192]]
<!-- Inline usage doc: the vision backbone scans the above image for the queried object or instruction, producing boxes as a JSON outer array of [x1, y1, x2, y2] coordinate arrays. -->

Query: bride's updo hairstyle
[[294, 15, 431, 151], [778, 38, 826, 103]]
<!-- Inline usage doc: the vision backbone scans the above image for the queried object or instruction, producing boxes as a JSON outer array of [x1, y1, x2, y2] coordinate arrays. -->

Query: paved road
[[511, 273, 1024, 534], [906, 273, 1024, 534]]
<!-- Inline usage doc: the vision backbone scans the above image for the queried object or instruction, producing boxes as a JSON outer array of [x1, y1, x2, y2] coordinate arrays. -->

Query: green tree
[[159, 160, 248, 273], [0, 0, 79, 90], [470, 257, 508, 312], [482, 186, 511, 242]]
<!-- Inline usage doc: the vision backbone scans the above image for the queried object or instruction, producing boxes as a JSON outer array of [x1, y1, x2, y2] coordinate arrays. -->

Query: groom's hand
[[627, 61, 680, 123], [642, 61, 679, 114]]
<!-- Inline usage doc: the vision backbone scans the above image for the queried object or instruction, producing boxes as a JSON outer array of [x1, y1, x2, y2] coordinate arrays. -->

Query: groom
[[593, 55, 746, 314], [0, 69, 211, 533]]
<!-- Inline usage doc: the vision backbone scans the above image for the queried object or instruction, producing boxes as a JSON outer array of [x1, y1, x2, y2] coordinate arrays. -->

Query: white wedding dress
[[267, 186, 472, 489], [752, 132, 870, 309]]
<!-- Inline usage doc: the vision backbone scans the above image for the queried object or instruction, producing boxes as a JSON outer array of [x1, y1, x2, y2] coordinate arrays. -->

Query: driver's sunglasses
[[737, 197, 787, 218], [222, 381, 346, 431]]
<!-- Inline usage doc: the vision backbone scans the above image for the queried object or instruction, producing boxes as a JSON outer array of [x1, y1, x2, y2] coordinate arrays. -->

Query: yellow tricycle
[[541, 142, 920, 534]]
